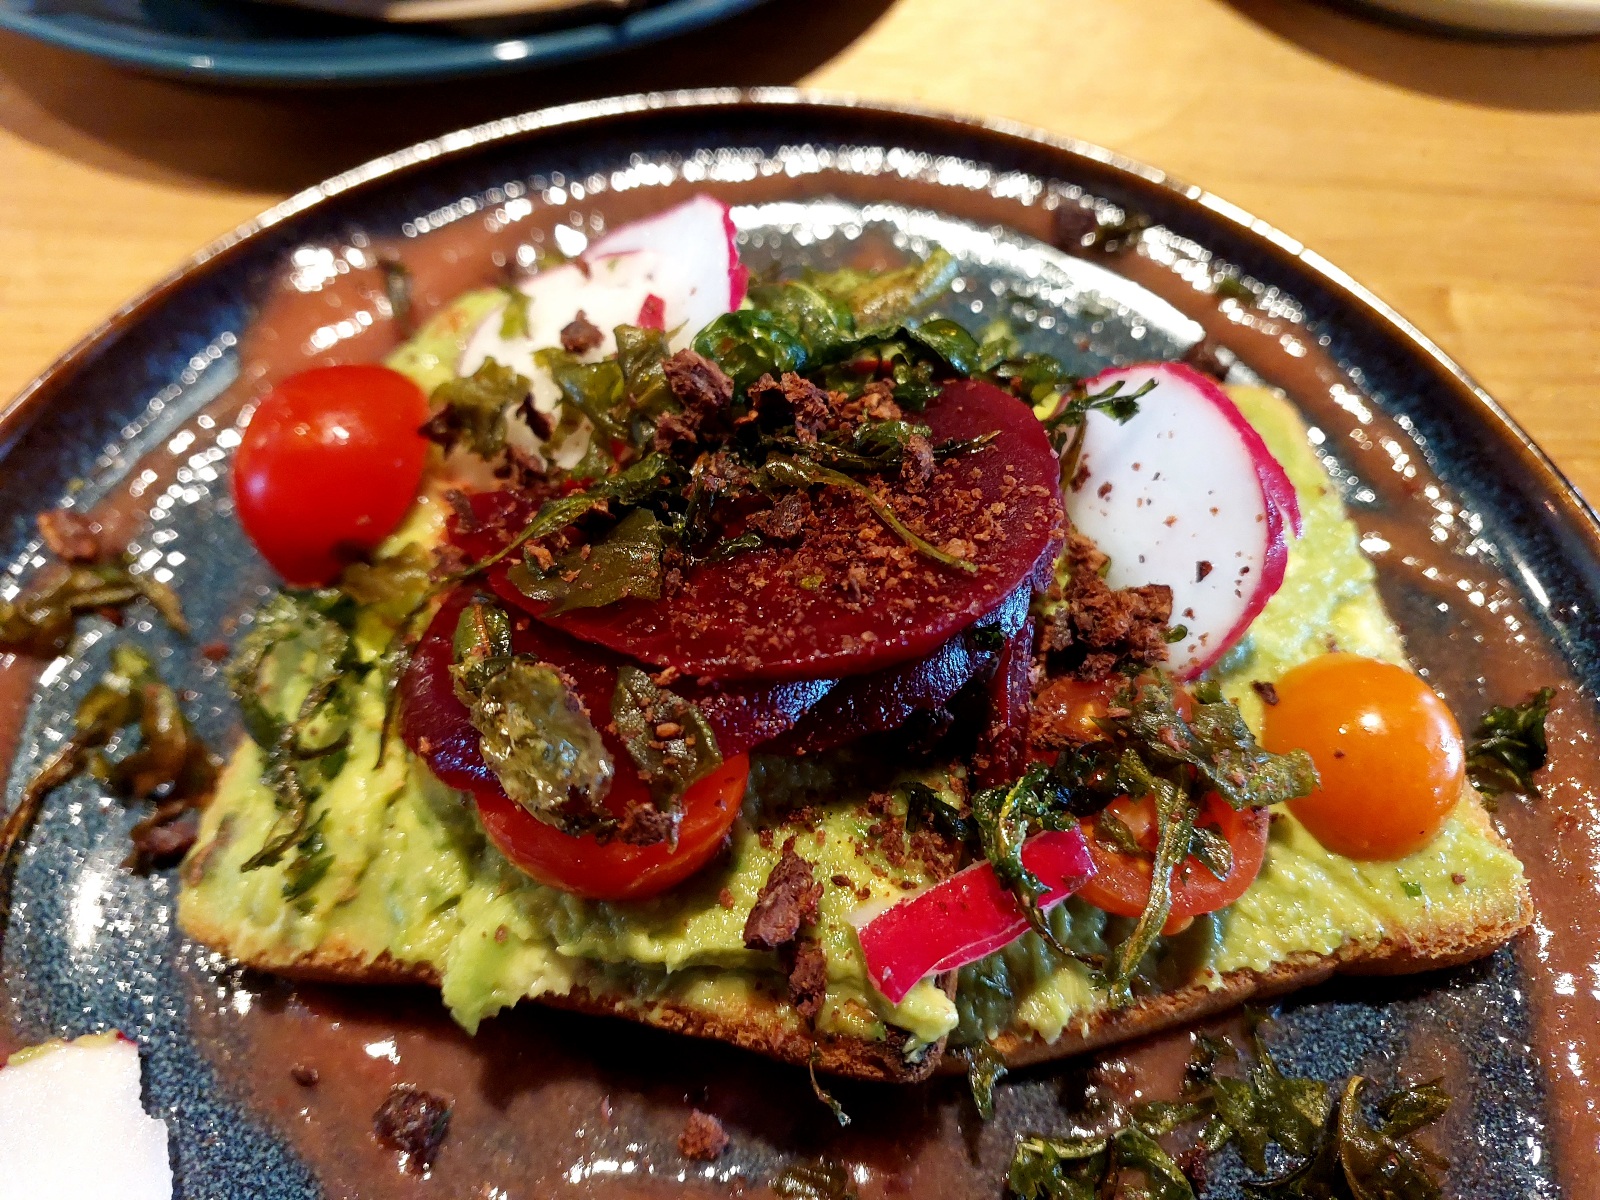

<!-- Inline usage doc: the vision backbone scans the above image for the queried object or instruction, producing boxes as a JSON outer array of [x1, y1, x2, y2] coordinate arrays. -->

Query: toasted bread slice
[[178, 383, 1532, 1083]]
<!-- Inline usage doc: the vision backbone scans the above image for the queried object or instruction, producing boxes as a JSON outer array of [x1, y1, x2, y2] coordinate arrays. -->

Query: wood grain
[[0, 0, 1596, 495]]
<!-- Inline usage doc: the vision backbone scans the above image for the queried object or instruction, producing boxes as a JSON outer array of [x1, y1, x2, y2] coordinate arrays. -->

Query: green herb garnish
[[508, 507, 664, 613], [226, 590, 361, 882], [964, 1040, 1009, 1121], [424, 357, 530, 458], [1466, 686, 1554, 800], [997, 677, 1314, 997]]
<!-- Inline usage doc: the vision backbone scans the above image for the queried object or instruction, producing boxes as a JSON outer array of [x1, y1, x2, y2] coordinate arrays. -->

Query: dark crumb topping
[[785, 938, 829, 1021], [1040, 529, 1173, 682], [742, 836, 821, 951], [559, 310, 604, 355], [36, 509, 103, 563], [373, 1084, 453, 1172], [678, 1109, 730, 1161]]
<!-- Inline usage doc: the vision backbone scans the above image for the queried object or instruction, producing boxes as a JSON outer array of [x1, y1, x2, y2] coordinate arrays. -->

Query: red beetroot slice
[[970, 616, 1036, 789], [529, 378, 1063, 681], [852, 829, 1096, 1005], [770, 580, 1032, 756], [400, 589, 834, 794]]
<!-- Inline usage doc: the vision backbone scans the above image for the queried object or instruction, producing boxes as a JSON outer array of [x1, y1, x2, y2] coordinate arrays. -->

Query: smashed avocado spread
[[179, 287, 1526, 1062]]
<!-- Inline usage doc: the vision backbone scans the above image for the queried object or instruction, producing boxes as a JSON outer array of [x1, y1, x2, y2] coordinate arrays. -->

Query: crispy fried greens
[[0, 558, 187, 657], [1466, 687, 1554, 802], [226, 590, 363, 883], [1005, 1021, 1452, 1200], [2, 644, 216, 881], [448, 594, 614, 835], [611, 665, 721, 810]]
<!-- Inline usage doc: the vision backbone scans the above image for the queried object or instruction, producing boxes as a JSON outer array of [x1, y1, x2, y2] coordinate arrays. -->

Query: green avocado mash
[[177, 296, 1527, 1062]]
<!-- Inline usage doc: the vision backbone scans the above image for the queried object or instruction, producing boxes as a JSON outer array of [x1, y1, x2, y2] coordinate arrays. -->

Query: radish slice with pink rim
[[1067, 362, 1299, 680], [853, 829, 1095, 1005], [583, 193, 748, 319], [457, 194, 745, 471]]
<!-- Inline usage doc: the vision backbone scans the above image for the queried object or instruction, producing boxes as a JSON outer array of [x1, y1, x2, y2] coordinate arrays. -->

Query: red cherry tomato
[[1260, 654, 1464, 860], [474, 753, 751, 902], [1077, 793, 1270, 931], [233, 365, 430, 586]]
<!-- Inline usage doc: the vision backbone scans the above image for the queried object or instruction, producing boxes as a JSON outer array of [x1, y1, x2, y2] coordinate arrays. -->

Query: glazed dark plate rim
[[0, 0, 773, 85], [3, 86, 1594, 570]]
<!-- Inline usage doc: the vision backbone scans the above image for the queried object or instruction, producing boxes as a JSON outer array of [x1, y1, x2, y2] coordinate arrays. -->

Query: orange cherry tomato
[[233, 365, 430, 586], [1260, 654, 1464, 861], [1078, 793, 1270, 929], [473, 753, 751, 902]]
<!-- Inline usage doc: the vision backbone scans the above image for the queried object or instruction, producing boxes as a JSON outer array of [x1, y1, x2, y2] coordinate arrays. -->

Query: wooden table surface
[[0, 0, 1597, 495]]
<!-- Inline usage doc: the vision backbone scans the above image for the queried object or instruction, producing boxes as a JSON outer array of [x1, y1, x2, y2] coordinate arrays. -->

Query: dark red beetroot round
[[461, 379, 1062, 682], [400, 589, 834, 794], [770, 580, 1032, 756]]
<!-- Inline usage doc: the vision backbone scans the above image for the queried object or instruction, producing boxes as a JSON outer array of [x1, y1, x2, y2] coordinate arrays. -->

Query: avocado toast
[[177, 196, 1532, 1086]]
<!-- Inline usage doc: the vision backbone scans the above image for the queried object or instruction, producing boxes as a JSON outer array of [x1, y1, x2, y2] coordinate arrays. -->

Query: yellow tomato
[[1260, 654, 1464, 861]]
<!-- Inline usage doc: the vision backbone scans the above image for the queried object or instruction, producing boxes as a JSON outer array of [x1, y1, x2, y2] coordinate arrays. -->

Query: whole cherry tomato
[[474, 754, 751, 902], [1261, 653, 1464, 860], [233, 364, 430, 586]]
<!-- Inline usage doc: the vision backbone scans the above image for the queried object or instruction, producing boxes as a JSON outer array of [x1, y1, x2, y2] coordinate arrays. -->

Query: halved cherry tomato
[[1077, 793, 1270, 931], [1260, 654, 1464, 860], [233, 364, 430, 586], [473, 753, 751, 902]]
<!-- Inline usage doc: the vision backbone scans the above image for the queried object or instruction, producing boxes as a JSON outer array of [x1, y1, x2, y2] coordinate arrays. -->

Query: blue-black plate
[[2, 91, 1596, 1197], [0, 0, 767, 84]]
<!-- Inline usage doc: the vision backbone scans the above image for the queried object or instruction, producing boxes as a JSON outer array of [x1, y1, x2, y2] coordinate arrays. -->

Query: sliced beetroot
[[516, 378, 1063, 681], [852, 828, 1095, 1005], [400, 589, 832, 794], [770, 581, 1031, 756], [970, 616, 1036, 789], [1068, 362, 1294, 680]]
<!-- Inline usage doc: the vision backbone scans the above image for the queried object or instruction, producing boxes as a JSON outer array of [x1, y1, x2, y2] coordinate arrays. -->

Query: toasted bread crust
[[198, 931, 944, 1083]]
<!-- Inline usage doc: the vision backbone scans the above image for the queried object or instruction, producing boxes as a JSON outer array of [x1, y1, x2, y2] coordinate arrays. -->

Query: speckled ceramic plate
[[3, 91, 1597, 1198]]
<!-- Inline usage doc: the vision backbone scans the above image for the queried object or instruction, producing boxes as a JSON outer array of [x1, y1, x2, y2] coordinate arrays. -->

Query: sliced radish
[[584, 193, 748, 322], [1067, 362, 1298, 680], [0, 1032, 172, 1200], [456, 194, 745, 472], [853, 829, 1095, 1005]]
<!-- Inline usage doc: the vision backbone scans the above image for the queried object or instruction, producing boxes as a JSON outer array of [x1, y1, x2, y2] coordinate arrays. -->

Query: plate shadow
[[0, 0, 894, 191], [1225, 0, 1600, 111]]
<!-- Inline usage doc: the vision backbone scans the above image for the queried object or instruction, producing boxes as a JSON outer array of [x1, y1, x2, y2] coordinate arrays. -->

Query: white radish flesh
[[1068, 362, 1296, 679], [457, 194, 745, 471], [0, 1032, 172, 1200]]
